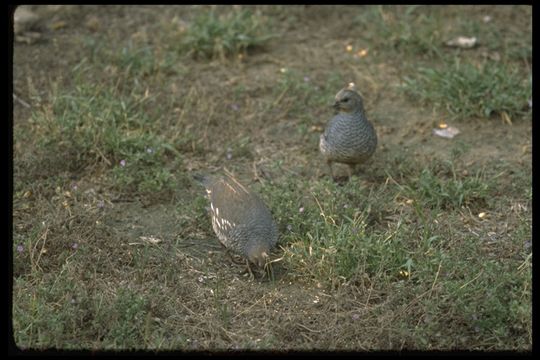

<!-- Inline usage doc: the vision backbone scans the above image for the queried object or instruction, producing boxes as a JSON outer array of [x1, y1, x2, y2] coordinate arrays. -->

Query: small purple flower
[[97, 200, 105, 209], [146, 147, 154, 154], [303, 76, 310, 83], [299, 207, 304, 213], [286, 224, 293, 231], [16, 244, 23, 253], [351, 313, 360, 321], [230, 103, 239, 111], [343, 204, 349, 209], [226, 147, 233, 160], [120, 159, 126, 167], [72, 243, 79, 250], [71, 183, 78, 191]]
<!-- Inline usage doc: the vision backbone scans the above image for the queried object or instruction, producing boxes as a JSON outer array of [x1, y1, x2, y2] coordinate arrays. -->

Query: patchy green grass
[[178, 7, 275, 60], [262, 153, 530, 349], [13, 5, 531, 351], [29, 71, 182, 197], [354, 5, 446, 58], [405, 165, 489, 211], [263, 155, 493, 288], [401, 60, 532, 121], [257, 150, 531, 349], [273, 69, 344, 114]]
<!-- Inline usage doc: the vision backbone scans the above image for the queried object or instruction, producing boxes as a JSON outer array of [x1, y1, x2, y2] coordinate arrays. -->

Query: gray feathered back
[[194, 173, 278, 267], [319, 86, 377, 165]]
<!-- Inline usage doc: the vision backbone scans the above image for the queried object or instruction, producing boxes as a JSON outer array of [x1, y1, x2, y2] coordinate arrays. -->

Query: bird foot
[[332, 175, 350, 185], [238, 260, 257, 280], [224, 250, 246, 266]]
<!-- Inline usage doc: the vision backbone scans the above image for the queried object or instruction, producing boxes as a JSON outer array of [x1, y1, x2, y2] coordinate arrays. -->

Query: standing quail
[[193, 173, 279, 269], [319, 83, 377, 179]]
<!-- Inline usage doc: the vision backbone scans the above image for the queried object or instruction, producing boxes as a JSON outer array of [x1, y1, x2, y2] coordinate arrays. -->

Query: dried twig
[[296, 323, 323, 333], [13, 93, 31, 108], [31, 226, 49, 272], [312, 192, 336, 225], [428, 261, 442, 298], [459, 270, 484, 290]]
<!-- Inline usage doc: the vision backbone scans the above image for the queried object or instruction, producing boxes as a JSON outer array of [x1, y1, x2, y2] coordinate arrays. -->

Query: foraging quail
[[319, 83, 377, 179], [193, 173, 278, 269]]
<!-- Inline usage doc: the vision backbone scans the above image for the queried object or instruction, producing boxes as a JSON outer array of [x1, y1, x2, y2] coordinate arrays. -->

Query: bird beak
[[259, 252, 269, 268], [332, 101, 339, 110]]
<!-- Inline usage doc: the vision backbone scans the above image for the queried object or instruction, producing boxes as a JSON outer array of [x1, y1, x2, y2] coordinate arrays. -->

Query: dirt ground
[[12, 5, 532, 351], [13, 6, 531, 169]]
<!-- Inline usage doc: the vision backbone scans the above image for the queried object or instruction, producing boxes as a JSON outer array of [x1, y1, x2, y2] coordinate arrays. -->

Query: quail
[[193, 173, 279, 270], [319, 83, 377, 180]]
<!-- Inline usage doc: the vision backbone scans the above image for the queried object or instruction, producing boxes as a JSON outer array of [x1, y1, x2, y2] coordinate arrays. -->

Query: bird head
[[333, 86, 364, 114], [247, 245, 270, 269]]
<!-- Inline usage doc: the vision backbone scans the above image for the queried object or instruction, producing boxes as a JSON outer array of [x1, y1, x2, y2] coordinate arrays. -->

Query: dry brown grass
[[12, 5, 531, 351]]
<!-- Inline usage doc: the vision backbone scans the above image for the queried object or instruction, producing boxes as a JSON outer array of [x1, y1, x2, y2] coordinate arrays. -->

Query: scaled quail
[[194, 173, 279, 269], [319, 83, 377, 179]]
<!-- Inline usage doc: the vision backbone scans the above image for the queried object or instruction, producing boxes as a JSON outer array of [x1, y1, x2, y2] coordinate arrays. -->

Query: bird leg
[[245, 259, 255, 280], [347, 164, 356, 179], [263, 261, 274, 281], [225, 249, 245, 266], [326, 160, 335, 180], [224, 250, 258, 280]]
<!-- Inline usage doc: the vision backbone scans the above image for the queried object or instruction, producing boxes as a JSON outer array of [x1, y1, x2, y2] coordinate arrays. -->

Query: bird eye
[[342, 98, 349, 102]]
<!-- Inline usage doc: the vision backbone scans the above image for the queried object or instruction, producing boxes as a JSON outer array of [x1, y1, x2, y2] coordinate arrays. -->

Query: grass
[[353, 5, 532, 121], [265, 156, 493, 286], [406, 165, 489, 211], [273, 69, 344, 115], [12, 5, 531, 351], [354, 5, 446, 58], [258, 150, 530, 349], [29, 73, 182, 198], [401, 59, 532, 121], [353, 5, 532, 64], [178, 7, 275, 60]]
